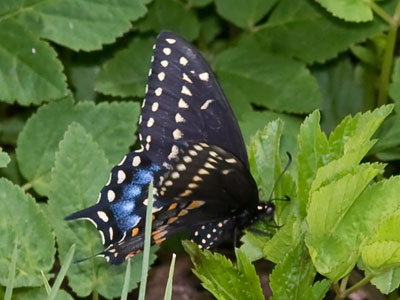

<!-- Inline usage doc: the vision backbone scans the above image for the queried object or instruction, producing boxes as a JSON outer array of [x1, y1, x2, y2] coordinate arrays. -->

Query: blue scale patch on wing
[[65, 150, 166, 249], [139, 31, 249, 169]]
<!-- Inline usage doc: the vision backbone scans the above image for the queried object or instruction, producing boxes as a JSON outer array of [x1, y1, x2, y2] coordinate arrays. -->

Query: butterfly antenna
[[73, 251, 104, 264], [268, 152, 292, 202]]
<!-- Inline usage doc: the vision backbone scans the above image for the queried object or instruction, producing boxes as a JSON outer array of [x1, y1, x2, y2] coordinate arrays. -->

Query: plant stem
[[339, 275, 349, 292], [377, 1, 400, 106], [368, 1, 394, 25], [92, 290, 99, 300], [343, 274, 375, 297], [21, 182, 32, 192]]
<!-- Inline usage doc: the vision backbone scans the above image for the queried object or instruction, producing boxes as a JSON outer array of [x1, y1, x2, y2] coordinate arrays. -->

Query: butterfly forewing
[[140, 31, 248, 169]]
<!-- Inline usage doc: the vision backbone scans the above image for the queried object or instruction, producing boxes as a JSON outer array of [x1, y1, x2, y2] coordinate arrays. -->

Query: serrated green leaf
[[0, 178, 55, 287], [300, 279, 331, 300], [296, 111, 329, 217], [12, 0, 148, 51], [95, 37, 153, 98], [137, 0, 200, 41], [252, 0, 386, 64], [315, 0, 373, 22], [16, 97, 139, 195], [0, 19, 68, 105], [240, 231, 269, 262], [215, 0, 277, 29], [214, 45, 320, 114], [361, 212, 400, 271], [183, 241, 264, 300], [47, 123, 156, 298], [240, 111, 302, 157], [311, 106, 392, 192], [270, 241, 316, 300], [0, 148, 10, 168], [330, 105, 393, 154], [248, 120, 283, 201], [313, 57, 365, 133], [263, 217, 302, 264], [306, 163, 384, 280], [369, 267, 400, 294]]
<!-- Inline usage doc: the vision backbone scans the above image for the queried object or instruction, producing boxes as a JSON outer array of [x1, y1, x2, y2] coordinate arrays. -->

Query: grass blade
[[121, 258, 131, 300], [4, 238, 18, 300], [47, 244, 75, 300], [41, 270, 52, 295], [138, 181, 154, 300], [163, 253, 177, 300]]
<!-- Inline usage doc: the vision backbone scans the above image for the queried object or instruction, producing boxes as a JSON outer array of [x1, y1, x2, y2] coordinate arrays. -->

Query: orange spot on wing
[[168, 203, 178, 210], [154, 237, 166, 244], [167, 217, 178, 224], [177, 209, 188, 217], [131, 227, 139, 237], [187, 200, 205, 210]]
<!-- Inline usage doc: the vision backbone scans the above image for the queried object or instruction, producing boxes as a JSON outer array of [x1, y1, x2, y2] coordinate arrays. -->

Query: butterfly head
[[254, 202, 275, 222]]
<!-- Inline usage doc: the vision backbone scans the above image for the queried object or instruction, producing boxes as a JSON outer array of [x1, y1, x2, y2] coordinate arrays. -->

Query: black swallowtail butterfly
[[66, 31, 275, 264]]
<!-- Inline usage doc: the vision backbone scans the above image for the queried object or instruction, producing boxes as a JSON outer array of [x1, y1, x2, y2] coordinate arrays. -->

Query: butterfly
[[65, 31, 275, 265]]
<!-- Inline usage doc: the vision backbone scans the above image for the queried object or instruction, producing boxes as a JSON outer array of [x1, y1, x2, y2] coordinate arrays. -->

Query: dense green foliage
[[1, 0, 400, 299]]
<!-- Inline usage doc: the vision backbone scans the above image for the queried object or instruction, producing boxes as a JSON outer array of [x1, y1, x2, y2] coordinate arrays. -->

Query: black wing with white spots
[[139, 31, 249, 169], [66, 31, 270, 265]]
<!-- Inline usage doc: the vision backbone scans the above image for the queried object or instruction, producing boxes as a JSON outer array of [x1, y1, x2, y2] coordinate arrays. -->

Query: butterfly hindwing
[[155, 142, 259, 224], [65, 150, 168, 249], [139, 31, 248, 169]]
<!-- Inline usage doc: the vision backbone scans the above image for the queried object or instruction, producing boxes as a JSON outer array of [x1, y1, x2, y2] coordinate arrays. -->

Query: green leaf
[[188, 0, 213, 7], [361, 212, 400, 271], [252, 0, 386, 63], [248, 120, 283, 201], [270, 242, 317, 300], [312, 106, 393, 192], [214, 45, 321, 113], [0, 178, 55, 287], [47, 123, 156, 298], [0, 148, 10, 168], [137, 0, 200, 41], [263, 217, 302, 264], [306, 163, 384, 280], [389, 58, 400, 103], [296, 111, 329, 218], [240, 231, 269, 262], [69, 64, 101, 102], [13, 0, 148, 51], [369, 267, 400, 294], [300, 279, 332, 300], [16, 97, 139, 195], [13, 288, 74, 300], [215, 0, 277, 29], [313, 57, 365, 133], [371, 59, 400, 160], [95, 37, 153, 98], [199, 14, 223, 44], [183, 241, 264, 300], [315, 0, 373, 22], [0, 19, 67, 105], [239, 111, 302, 156]]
